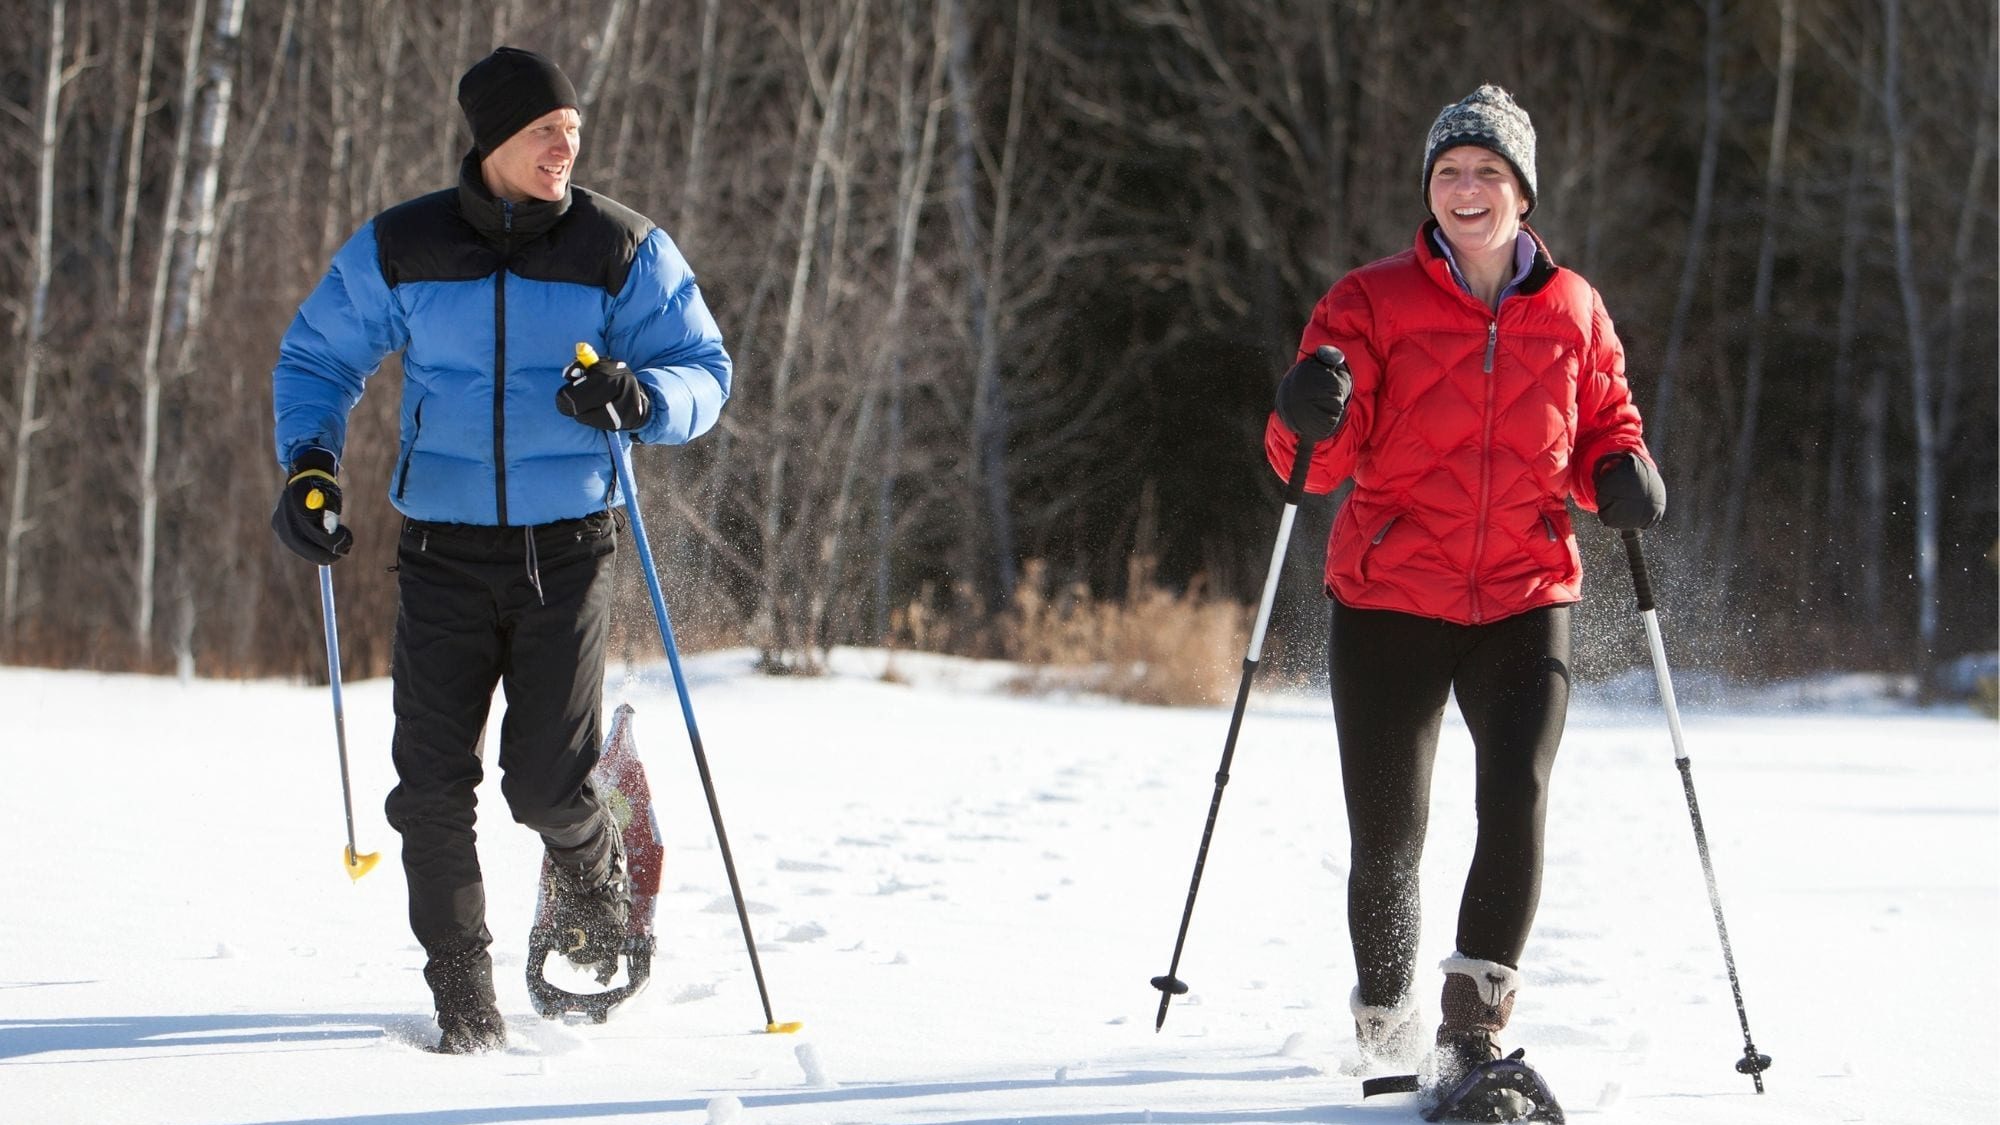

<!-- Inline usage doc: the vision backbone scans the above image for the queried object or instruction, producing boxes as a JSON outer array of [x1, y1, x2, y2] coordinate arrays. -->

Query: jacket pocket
[[1530, 506, 1580, 585], [1357, 513, 1400, 584], [394, 389, 429, 501]]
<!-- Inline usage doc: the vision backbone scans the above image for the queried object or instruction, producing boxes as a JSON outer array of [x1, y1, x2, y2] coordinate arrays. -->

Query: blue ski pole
[[577, 343, 799, 1034]]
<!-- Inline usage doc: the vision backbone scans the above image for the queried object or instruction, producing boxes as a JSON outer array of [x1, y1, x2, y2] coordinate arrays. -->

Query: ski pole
[[1621, 528, 1772, 1091], [1150, 349, 1335, 1030], [315, 562, 380, 881], [577, 343, 801, 1035]]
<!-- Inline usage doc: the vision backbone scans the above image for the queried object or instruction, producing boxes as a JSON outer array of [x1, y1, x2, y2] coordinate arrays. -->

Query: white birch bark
[[3, 0, 71, 639]]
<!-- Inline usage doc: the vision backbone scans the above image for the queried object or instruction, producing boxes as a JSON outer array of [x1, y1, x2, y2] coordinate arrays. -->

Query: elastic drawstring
[[524, 526, 545, 605]]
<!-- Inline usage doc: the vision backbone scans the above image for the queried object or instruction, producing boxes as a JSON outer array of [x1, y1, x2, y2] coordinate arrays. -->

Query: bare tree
[[1649, 0, 1727, 462], [1881, 0, 1942, 673], [1714, 0, 1796, 589], [2, 0, 80, 640]]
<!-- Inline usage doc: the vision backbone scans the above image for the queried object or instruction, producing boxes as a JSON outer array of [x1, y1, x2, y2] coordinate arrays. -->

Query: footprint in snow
[[776, 858, 842, 873]]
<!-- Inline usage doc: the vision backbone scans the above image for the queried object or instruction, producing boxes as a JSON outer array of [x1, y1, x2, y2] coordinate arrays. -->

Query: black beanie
[[457, 47, 579, 156]]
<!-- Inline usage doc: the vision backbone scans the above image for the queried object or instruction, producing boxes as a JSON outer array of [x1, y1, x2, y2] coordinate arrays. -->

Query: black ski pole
[[1150, 348, 1335, 1030], [1621, 528, 1773, 1091]]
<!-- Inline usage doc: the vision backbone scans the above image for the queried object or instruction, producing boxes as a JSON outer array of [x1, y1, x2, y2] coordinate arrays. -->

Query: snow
[[1, 647, 1994, 1124]]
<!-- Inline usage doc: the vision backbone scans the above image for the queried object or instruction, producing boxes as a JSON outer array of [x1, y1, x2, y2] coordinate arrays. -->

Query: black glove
[[270, 447, 355, 565], [1594, 452, 1667, 530], [557, 354, 651, 431], [1274, 344, 1354, 443]]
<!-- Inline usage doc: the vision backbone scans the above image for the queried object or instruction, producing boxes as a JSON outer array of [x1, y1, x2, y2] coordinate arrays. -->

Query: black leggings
[[1329, 599, 1571, 1007]]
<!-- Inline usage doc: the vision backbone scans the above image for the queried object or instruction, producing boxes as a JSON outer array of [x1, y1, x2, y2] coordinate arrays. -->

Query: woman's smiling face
[[1427, 144, 1527, 258]]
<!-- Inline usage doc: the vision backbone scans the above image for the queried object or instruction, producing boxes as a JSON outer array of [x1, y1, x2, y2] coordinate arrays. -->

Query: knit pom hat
[[457, 47, 578, 156], [1422, 85, 1538, 216]]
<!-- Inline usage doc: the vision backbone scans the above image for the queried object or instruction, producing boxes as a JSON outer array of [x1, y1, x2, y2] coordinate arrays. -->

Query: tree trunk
[[1936, 22, 1996, 459], [1824, 49, 1877, 625], [1715, 0, 1795, 587], [873, 0, 948, 639], [1649, 0, 1725, 462], [3, 0, 70, 643], [134, 0, 210, 660], [116, 0, 161, 316], [749, 0, 866, 667], [1880, 0, 1941, 676], [944, 0, 1025, 609]]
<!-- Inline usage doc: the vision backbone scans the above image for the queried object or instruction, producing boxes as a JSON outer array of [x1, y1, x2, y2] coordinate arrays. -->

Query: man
[[270, 46, 732, 1053]]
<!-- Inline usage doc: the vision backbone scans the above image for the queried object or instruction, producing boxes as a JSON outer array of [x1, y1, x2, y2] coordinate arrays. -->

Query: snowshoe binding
[[527, 705, 664, 1023], [1422, 1048, 1565, 1123]]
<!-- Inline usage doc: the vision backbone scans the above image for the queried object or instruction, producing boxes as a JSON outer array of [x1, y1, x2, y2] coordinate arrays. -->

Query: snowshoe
[[527, 704, 664, 1023], [1360, 1049, 1564, 1123], [1422, 1048, 1565, 1123]]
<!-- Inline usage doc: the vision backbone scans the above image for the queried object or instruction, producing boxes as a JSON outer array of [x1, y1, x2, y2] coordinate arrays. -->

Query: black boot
[[546, 819, 632, 977], [426, 947, 506, 1054]]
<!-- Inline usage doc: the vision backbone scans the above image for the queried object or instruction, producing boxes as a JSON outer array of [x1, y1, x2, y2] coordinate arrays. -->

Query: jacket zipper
[[493, 202, 512, 525], [1469, 318, 1498, 622]]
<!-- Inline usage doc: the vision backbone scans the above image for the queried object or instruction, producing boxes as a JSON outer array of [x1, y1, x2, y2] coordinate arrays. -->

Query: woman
[[1263, 85, 1666, 1094]]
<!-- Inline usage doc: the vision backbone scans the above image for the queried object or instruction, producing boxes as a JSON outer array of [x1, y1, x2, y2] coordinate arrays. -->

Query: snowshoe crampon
[[1424, 1049, 1565, 1123], [527, 704, 664, 1024], [1362, 1049, 1565, 1124]]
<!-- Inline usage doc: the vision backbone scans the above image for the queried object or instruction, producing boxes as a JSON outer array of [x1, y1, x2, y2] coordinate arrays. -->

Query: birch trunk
[[134, 0, 209, 658], [115, 0, 160, 315], [3, 0, 69, 641]]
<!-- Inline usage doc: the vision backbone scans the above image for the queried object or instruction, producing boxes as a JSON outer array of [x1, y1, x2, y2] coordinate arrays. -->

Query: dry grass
[[992, 558, 1249, 707]]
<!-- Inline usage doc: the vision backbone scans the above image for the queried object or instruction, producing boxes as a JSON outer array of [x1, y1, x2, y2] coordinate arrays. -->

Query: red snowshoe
[[527, 704, 664, 1022]]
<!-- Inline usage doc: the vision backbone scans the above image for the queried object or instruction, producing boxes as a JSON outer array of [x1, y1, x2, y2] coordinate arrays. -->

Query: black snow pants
[[383, 511, 622, 990], [1329, 598, 1571, 1007]]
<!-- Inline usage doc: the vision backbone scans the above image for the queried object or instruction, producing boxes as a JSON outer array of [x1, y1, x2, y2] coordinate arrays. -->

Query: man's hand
[[1274, 344, 1353, 444], [557, 348, 651, 431], [1594, 452, 1667, 530], [271, 447, 355, 565]]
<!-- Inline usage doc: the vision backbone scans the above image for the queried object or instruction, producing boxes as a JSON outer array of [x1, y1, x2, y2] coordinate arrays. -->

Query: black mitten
[[1275, 345, 1354, 443], [1594, 452, 1667, 530]]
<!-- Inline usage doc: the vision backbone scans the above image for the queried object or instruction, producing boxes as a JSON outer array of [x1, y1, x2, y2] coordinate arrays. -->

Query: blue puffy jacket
[[272, 159, 731, 526]]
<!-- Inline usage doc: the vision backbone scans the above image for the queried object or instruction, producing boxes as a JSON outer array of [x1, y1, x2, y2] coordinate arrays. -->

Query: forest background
[[0, 0, 1993, 694]]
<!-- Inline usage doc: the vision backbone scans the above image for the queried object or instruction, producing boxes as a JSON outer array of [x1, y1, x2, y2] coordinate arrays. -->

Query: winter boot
[[1430, 954, 1520, 1096], [426, 947, 506, 1054], [545, 820, 632, 978], [1344, 987, 1424, 1076]]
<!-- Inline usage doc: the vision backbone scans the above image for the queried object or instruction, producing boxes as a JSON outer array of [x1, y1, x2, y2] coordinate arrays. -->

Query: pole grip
[[1622, 528, 1656, 613], [1282, 437, 1317, 505]]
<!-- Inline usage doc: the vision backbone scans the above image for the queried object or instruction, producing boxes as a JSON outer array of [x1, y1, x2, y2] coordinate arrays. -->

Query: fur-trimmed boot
[[1431, 953, 1521, 1095], [1344, 987, 1424, 1076]]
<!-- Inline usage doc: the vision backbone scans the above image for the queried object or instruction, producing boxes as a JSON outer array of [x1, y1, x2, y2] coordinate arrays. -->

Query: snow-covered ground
[[1, 647, 1993, 1124]]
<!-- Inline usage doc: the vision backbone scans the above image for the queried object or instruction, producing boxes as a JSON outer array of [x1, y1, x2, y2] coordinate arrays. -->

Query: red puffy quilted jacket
[[1265, 224, 1652, 625]]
